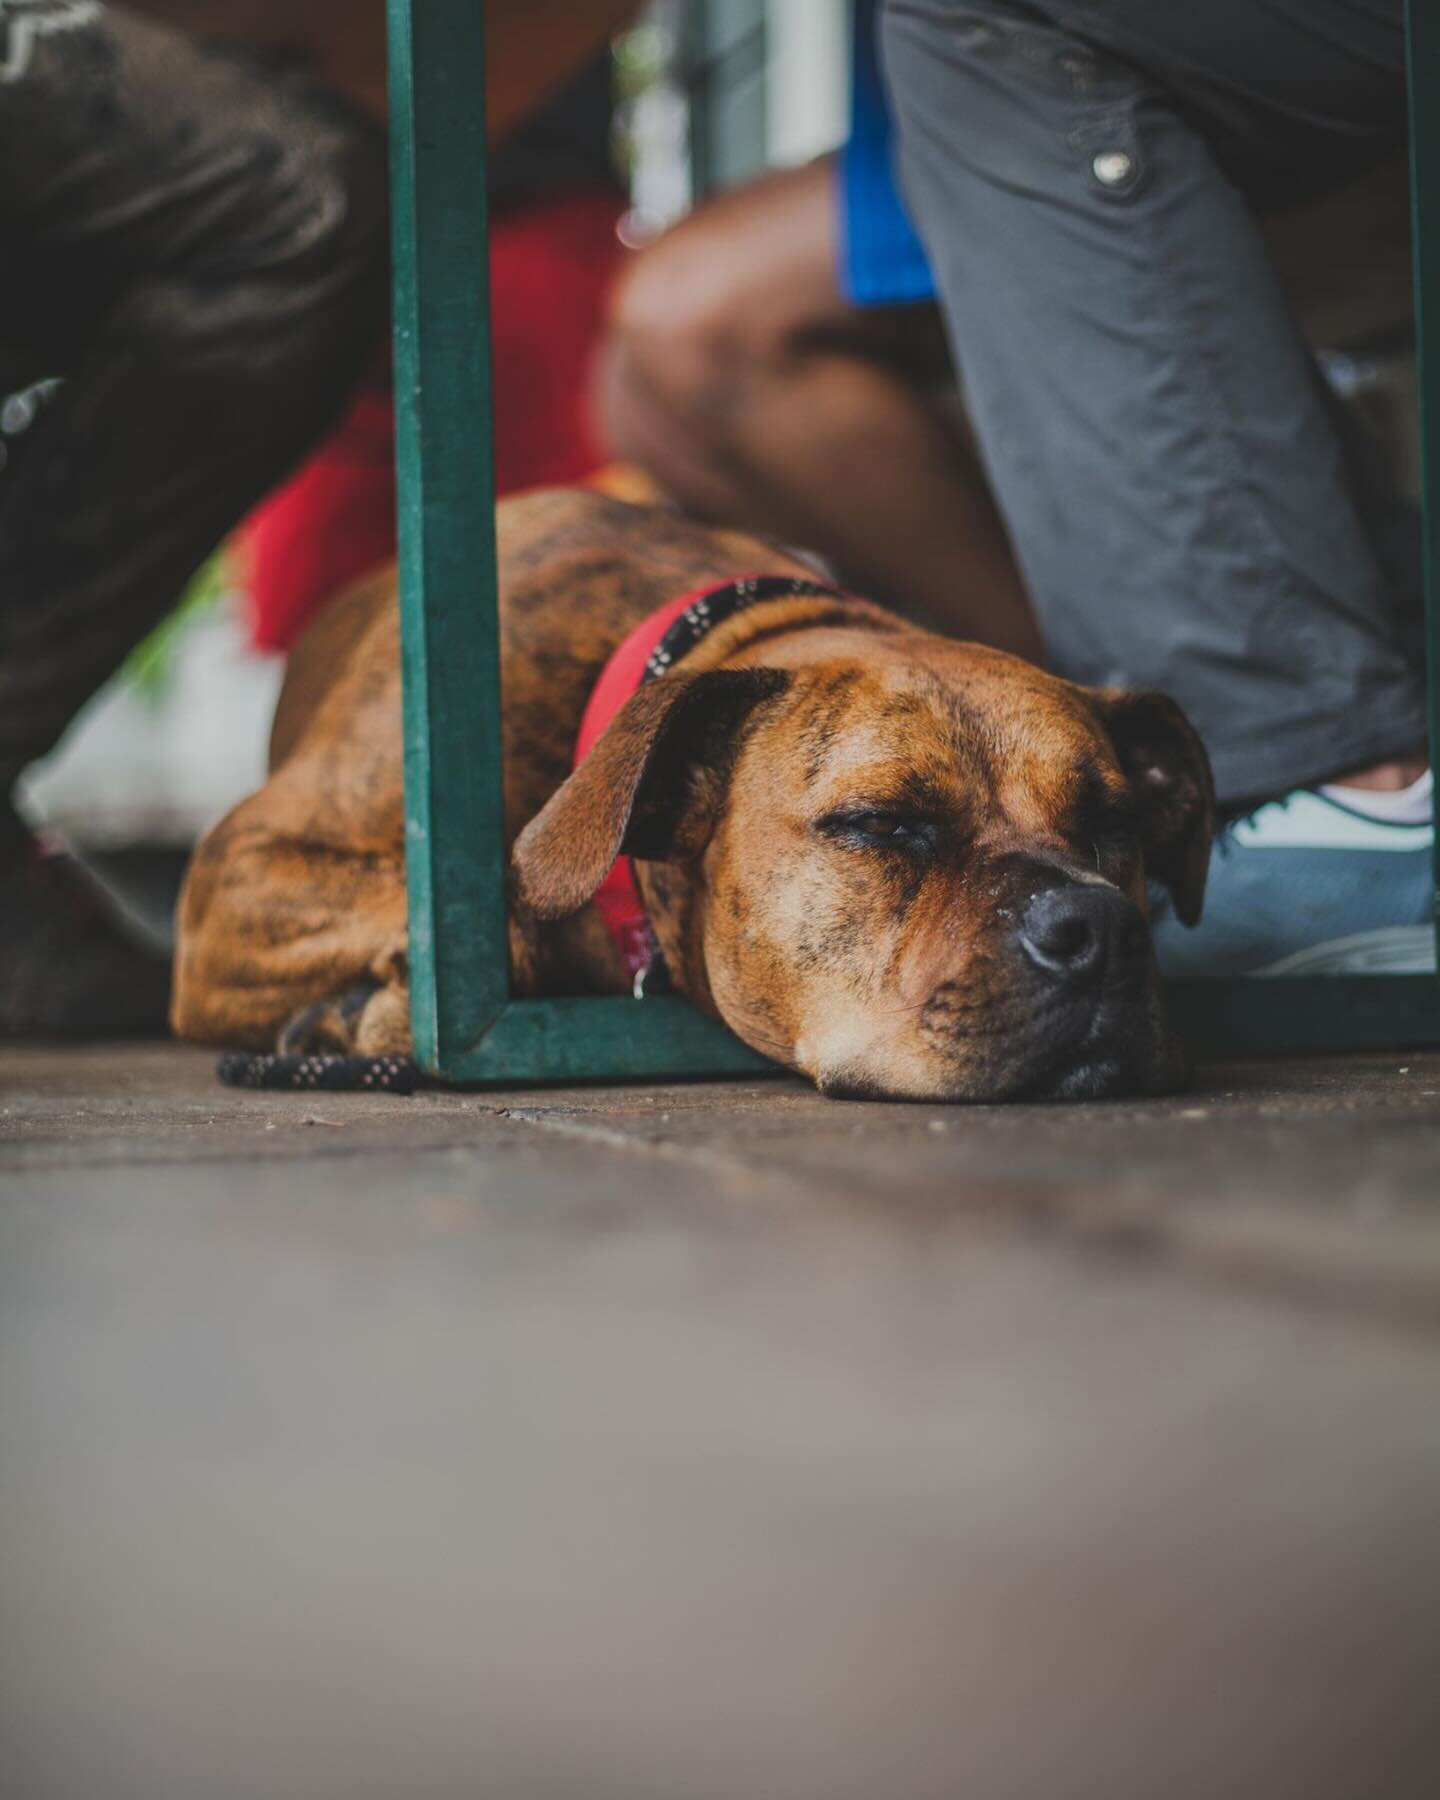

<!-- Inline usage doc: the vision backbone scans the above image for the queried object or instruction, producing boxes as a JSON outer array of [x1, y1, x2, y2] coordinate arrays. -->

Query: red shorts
[[242, 185, 623, 653]]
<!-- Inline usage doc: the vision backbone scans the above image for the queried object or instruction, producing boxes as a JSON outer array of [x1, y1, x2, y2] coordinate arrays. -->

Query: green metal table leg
[[387, 0, 506, 1072], [1408, 0, 1440, 959], [386, 0, 769, 1084]]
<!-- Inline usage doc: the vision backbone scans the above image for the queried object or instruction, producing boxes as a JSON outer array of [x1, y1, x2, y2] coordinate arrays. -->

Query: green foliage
[[614, 23, 669, 98], [123, 552, 231, 708]]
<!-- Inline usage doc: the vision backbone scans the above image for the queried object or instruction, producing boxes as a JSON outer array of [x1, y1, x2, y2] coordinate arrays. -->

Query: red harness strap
[[573, 573, 842, 989]]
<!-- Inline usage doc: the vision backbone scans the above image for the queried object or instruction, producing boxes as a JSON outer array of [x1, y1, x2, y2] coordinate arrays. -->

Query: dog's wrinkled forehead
[[776, 646, 1122, 825]]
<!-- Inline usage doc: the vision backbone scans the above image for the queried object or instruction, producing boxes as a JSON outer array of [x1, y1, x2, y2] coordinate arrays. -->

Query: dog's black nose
[[1018, 884, 1145, 988]]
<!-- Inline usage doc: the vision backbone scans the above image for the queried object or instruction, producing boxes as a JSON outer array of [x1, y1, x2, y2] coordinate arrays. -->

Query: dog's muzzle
[[1008, 882, 1179, 1100], [1016, 884, 1149, 995]]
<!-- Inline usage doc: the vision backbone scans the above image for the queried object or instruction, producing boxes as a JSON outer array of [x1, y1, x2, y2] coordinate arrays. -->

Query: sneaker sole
[[1253, 925, 1438, 978]]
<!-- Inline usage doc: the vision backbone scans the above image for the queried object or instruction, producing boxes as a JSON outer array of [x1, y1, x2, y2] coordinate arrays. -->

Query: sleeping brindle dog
[[173, 488, 1214, 1100]]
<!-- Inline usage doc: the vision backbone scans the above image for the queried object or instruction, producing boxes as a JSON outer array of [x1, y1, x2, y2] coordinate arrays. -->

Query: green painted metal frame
[[388, 0, 1440, 1086], [387, 0, 765, 1081]]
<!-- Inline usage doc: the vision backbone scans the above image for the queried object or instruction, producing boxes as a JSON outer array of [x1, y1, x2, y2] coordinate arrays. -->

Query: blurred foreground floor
[[3, 1043, 1440, 1800]]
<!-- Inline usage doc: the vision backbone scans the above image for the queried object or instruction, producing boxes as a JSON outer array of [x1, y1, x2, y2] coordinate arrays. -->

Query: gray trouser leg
[[879, 0, 1426, 806]]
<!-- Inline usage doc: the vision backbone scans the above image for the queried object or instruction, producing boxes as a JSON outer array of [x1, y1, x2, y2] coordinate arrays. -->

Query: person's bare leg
[[597, 157, 1041, 661], [1334, 756, 1428, 791]]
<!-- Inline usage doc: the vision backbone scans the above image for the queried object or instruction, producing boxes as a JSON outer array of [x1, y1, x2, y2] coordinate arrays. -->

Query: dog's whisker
[[872, 996, 944, 1019]]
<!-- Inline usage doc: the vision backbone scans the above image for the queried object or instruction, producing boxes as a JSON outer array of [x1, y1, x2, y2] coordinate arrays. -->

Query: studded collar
[[573, 573, 846, 992]]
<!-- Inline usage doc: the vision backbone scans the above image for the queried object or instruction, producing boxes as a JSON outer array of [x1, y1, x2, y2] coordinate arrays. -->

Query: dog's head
[[513, 631, 1214, 1101]]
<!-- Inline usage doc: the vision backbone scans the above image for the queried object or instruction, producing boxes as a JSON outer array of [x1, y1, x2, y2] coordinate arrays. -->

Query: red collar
[[573, 572, 843, 991]]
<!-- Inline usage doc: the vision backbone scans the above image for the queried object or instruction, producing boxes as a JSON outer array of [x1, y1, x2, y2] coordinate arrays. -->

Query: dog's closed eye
[[815, 810, 939, 855], [1088, 795, 1143, 856], [1068, 765, 1142, 857]]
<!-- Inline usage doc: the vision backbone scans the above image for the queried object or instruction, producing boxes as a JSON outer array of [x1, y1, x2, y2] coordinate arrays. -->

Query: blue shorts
[[838, 0, 936, 307]]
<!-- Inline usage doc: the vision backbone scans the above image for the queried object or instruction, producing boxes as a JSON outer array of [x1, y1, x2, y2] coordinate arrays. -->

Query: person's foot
[[0, 825, 172, 1037], [1149, 781, 1435, 979]]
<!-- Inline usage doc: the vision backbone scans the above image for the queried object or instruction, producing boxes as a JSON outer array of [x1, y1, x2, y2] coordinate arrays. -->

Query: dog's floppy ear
[[1090, 689, 1216, 927], [512, 668, 790, 920]]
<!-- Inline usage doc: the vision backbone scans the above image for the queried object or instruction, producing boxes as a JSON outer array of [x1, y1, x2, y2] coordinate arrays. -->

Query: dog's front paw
[[277, 978, 381, 1055]]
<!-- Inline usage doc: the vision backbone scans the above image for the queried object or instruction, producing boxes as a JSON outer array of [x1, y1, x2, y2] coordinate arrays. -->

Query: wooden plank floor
[[3, 1044, 1440, 1799]]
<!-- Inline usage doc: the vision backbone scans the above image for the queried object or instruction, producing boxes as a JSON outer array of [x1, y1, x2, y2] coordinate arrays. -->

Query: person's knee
[[121, 98, 389, 437], [603, 199, 843, 468], [243, 101, 390, 342], [604, 231, 772, 456], [308, 111, 391, 298], [165, 83, 389, 338], [600, 156, 849, 489]]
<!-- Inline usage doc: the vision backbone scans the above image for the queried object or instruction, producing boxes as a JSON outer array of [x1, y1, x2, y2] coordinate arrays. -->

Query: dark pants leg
[[879, 0, 1424, 806], [0, 3, 389, 799]]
